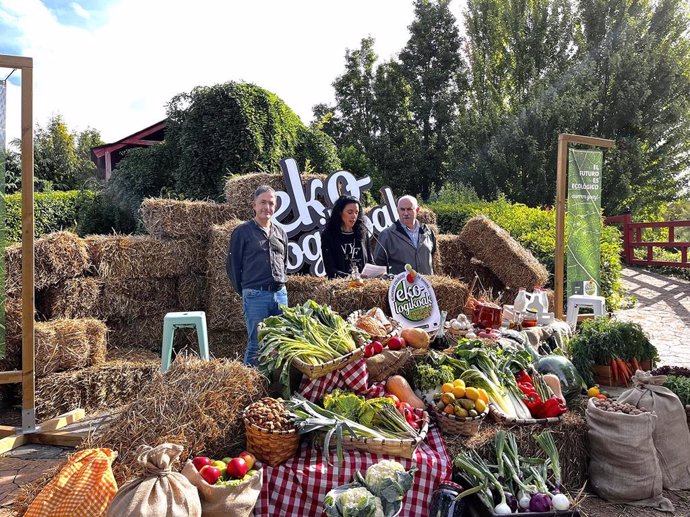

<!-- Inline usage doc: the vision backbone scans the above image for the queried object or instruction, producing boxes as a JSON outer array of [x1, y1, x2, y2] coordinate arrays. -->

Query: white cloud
[[2, 0, 467, 144], [71, 2, 91, 21]]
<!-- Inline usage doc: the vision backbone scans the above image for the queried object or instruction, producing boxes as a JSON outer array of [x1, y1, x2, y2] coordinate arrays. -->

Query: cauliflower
[[373, 496, 384, 517], [365, 460, 406, 490], [339, 486, 375, 509]]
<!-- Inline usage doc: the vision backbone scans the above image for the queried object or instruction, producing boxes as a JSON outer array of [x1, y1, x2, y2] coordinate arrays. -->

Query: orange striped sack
[[25, 448, 118, 517]]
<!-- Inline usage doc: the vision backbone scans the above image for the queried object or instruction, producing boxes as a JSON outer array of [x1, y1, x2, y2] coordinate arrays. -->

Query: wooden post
[[554, 134, 615, 320]]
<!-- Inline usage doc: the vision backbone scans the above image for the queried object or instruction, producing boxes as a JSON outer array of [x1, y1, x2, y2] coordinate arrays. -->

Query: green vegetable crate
[[593, 359, 653, 387]]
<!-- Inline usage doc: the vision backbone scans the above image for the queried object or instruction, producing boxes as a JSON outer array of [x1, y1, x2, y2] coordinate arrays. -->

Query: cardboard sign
[[273, 158, 401, 276], [388, 272, 440, 331]]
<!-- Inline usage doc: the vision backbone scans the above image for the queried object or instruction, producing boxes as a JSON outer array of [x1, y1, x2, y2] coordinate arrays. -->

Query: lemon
[[441, 382, 454, 394], [465, 387, 480, 401], [453, 379, 466, 389], [477, 388, 490, 404], [452, 386, 466, 398], [587, 386, 601, 397], [475, 399, 487, 414]]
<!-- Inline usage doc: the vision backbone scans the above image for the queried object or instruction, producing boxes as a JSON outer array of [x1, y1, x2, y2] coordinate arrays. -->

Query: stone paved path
[[615, 266, 690, 367]]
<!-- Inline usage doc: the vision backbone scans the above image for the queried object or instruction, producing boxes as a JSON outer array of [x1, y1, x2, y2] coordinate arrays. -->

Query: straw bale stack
[[88, 356, 266, 485], [428, 276, 470, 319], [39, 277, 103, 319], [286, 275, 331, 307], [178, 273, 208, 311], [86, 235, 196, 279], [1, 318, 107, 377], [461, 257, 506, 297], [223, 172, 327, 221], [35, 348, 160, 421], [417, 206, 437, 225], [140, 198, 236, 240], [206, 220, 245, 331], [107, 316, 197, 351], [5, 231, 91, 292], [209, 330, 248, 360], [328, 278, 391, 317], [99, 277, 179, 320], [437, 234, 467, 279], [459, 215, 549, 289]]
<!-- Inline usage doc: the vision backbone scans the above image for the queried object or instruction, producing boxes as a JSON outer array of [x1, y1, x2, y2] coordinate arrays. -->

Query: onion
[[494, 502, 513, 514], [551, 493, 570, 511], [518, 491, 531, 509], [529, 493, 552, 512]]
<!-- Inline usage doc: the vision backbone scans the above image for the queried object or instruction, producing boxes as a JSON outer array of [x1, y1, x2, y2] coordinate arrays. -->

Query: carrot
[[616, 358, 631, 384], [632, 357, 642, 372], [610, 359, 619, 384]]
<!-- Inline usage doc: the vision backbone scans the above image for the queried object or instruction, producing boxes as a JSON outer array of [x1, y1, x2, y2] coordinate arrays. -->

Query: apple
[[226, 457, 248, 479], [364, 343, 374, 357], [406, 272, 415, 283], [211, 460, 227, 477], [386, 393, 400, 405], [387, 336, 406, 350], [199, 465, 221, 485], [239, 451, 256, 470], [370, 341, 384, 354], [192, 456, 213, 472]]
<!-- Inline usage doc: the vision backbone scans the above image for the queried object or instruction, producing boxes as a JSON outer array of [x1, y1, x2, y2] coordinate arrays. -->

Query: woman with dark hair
[[320, 195, 371, 279]]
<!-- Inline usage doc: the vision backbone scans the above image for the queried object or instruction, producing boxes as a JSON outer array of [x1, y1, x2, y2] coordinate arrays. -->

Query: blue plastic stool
[[161, 311, 209, 373]]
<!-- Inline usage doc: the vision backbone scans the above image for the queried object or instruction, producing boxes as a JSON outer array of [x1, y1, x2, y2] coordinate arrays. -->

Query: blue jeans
[[242, 286, 288, 366]]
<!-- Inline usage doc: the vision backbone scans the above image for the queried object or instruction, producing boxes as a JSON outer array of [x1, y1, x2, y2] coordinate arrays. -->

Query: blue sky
[[0, 0, 467, 144]]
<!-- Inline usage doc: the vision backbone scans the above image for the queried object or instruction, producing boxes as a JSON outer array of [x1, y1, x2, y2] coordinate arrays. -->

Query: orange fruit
[[452, 386, 466, 398], [453, 379, 466, 389], [441, 383, 454, 394], [477, 388, 489, 404]]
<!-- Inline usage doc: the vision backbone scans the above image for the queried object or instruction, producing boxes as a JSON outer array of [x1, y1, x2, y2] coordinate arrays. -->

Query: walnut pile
[[592, 398, 649, 415], [244, 397, 295, 432]]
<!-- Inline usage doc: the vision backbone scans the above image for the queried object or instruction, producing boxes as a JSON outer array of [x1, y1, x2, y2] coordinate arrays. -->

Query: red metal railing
[[604, 213, 690, 267]]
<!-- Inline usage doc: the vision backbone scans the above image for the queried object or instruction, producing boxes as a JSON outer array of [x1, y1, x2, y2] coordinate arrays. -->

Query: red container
[[473, 302, 502, 329]]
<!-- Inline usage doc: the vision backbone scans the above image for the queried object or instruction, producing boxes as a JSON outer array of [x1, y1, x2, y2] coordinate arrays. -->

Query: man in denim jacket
[[227, 185, 288, 365]]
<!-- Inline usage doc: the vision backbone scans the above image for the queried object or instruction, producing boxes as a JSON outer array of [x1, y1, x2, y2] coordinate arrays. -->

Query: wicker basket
[[347, 310, 401, 343], [243, 407, 300, 467], [431, 406, 488, 436], [366, 348, 413, 383], [292, 344, 366, 380], [489, 403, 564, 426], [320, 408, 430, 459]]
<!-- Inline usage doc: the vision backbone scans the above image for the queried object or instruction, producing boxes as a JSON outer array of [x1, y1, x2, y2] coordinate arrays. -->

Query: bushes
[[429, 198, 625, 308]]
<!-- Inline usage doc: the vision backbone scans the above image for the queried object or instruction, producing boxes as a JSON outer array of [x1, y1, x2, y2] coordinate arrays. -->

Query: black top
[[320, 228, 370, 279], [227, 220, 289, 293]]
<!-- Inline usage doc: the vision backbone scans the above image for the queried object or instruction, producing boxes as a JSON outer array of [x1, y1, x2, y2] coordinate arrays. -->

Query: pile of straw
[[437, 234, 467, 279], [209, 330, 248, 359], [223, 172, 327, 221], [286, 275, 332, 307], [1, 318, 107, 377], [5, 231, 91, 292], [87, 356, 266, 485], [206, 220, 245, 331], [428, 276, 470, 319], [39, 277, 103, 319], [140, 198, 236, 240], [99, 277, 179, 320], [461, 257, 506, 297], [417, 207, 437, 225], [35, 347, 159, 421], [86, 235, 195, 279], [328, 278, 391, 317], [459, 216, 549, 289], [178, 273, 208, 311], [444, 408, 589, 492]]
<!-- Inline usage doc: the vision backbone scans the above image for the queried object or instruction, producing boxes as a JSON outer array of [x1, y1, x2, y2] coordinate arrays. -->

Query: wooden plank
[[630, 241, 690, 247], [29, 430, 87, 447], [0, 425, 19, 437], [0, 370, 22, 384], [631, 259, 688, 268], [554, 135, 568, 320], [559, 133, 616, 148], [36, 409, 85, 433], [0, 55, 32, 69], [0, 433, 28, 455]]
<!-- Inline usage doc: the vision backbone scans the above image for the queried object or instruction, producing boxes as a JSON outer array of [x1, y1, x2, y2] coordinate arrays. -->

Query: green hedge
[[429, 199, 625, 309]]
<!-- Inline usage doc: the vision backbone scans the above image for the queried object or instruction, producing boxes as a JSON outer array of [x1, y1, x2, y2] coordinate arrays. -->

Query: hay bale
[[437, 234, 467, 279], [428, 275, 470, 319], [178, 273, 208, 311], [106, 316, 198, 353], [35, 348, 160, 421], [5, 231, 91, 292], [286, 275, 331, 307], [223, 172, 327, 221], [99, 277, 180, 320], [39, 277, 103, 319], [417, 206, 437, 225], [209, 330, 247, 359], [140, 198, 236, 240], [85, 235, 195, 279], [328, 278, 391, 317], [87, 356, 267, 485], [461, 257, 506, 298], [206, 220, 245, 331], [444, 406, 589, 491], [459, 215, 549, 289]]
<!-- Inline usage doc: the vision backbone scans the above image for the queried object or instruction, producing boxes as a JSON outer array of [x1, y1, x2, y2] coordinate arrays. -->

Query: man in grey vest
[[373, 195, 436, 275]]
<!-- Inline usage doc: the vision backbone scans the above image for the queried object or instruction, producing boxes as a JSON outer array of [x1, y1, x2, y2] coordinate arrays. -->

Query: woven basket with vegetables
[[347, 308, 401, 344], [430, 381, 489, 436], [242, 398, 299, 467], [258, 301, 369, 393]]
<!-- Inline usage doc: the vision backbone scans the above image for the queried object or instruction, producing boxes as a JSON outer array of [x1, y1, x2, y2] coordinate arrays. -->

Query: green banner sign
[[567, 149, 602, 298]]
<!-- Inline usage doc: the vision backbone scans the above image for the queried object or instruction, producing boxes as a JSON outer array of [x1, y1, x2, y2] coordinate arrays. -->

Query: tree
[[34, 114, 78, 190], [74, 127, 104, 186]]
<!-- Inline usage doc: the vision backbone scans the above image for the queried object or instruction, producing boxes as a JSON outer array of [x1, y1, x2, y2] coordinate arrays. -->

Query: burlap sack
[[106, 443, 201, 517], [182, 460, 262, 517], [366, 348, 412, 383], [618, 371, 690, 490], [586, 398, 674, 511]]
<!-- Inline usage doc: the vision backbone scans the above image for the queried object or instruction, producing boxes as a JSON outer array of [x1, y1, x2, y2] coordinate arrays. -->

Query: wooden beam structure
[[0, 54, 85, 452], [554, 134, 615, 319]]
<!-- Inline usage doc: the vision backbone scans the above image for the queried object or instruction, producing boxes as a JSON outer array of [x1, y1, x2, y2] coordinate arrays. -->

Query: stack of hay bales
[[459, 215, 549, 290]]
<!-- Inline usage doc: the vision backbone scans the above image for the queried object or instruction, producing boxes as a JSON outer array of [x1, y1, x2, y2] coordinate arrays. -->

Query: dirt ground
[[577, 490, 690, 517]]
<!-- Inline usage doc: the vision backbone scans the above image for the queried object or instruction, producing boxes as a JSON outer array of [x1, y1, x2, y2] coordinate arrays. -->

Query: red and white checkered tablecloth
[[253, 426, 452, 517], [297, 358, 387, 403]]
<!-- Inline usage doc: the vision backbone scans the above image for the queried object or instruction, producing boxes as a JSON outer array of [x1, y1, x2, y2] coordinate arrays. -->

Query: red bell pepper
[[537, 396, 567, 418], [515, 370, 533, 385]]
